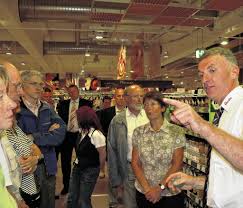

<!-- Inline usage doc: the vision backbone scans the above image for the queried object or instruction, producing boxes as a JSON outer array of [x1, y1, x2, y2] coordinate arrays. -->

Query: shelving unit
[[183, 133, 209, 208], [183, 158, 206, 173]]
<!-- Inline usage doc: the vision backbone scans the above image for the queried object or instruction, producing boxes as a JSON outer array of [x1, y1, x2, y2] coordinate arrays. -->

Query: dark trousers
[[36, 163, 56, 208], [56, 131, 78, 191], [20, 189, 40, 208], [136, 190, 185, 208], [67, 165, 100, 208]]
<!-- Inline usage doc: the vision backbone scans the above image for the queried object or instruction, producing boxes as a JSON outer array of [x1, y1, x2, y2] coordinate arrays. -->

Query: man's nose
[[202, 73, 210, 83]]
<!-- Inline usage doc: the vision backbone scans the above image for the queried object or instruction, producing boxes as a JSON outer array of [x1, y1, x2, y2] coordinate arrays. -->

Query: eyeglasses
[[10, 82, 23, 91], [24, 82, 45, 88]]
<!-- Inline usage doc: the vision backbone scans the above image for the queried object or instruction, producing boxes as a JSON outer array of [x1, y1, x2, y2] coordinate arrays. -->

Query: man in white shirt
[[108, 85, 149, 208], [165, 47, 243, 208]]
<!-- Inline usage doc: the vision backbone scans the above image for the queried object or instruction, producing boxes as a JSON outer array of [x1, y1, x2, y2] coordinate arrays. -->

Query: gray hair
[[20, 70, 43, 82], [0, 66, 9, 86], [200, 47, 238, 66]]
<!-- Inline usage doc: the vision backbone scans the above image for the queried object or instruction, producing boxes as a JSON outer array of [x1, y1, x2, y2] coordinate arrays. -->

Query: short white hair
[[20, 70, 43, 82]]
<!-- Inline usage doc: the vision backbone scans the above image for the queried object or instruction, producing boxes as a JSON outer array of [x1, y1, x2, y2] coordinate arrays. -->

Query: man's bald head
[[124, 85, 144, 114]]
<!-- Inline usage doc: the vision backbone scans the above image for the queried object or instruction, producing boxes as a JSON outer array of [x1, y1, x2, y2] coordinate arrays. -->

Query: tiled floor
[[55, 154, 109, 208]]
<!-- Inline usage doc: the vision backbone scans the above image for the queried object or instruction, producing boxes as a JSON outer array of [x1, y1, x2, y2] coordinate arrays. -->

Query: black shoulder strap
[[90, 129, 96, 137]]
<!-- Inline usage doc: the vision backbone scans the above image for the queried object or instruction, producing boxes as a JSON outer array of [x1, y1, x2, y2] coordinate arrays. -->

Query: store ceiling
[[0, 0, 243, 89]]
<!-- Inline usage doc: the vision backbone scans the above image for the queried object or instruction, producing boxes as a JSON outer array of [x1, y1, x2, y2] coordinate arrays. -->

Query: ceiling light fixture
[[6, 52, 12, 55], [164, 51, 169, 58], [85, 52, 90, 57], [220, 39, 229, 45], [21, 62, 25, 66], [96, 35, 103, 40]]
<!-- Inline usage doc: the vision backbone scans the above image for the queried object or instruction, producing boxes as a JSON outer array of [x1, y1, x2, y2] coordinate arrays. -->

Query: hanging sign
[[117, 45, 126, 79]]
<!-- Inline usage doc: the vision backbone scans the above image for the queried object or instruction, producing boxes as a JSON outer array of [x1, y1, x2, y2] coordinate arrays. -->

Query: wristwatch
[[159, 183, 165, 191]]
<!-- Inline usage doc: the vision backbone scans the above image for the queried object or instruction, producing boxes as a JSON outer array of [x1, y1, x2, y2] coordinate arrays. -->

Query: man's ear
[[231, 65, 240, 80]]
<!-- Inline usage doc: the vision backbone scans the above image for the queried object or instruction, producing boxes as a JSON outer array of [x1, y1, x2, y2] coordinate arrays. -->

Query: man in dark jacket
[[57, 84, 92, 195], [17, 70, 66, 208], [97, 88, 125, 138]]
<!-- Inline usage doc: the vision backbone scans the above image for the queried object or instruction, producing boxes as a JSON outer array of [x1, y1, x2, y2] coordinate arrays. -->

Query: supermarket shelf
[[184, 158, 206, 173], [185, 131, 208, 144]]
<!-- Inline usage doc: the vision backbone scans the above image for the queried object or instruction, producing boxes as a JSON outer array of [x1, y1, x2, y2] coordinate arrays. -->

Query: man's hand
[[17, 199, 29, 208], [145, 186, 161, 204], [48, 123, 60, 132], [165, 172, 196, 193], [18, 155, 38, 174], [31, 144, 42, 157], [163, 98, 207, 134]]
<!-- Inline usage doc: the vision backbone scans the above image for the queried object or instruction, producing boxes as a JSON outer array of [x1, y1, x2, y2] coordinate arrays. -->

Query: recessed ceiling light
[[164, 55, 169, 58], [180, 82, 184, 85], [165, 76, 169, 79], [130, 70, 134, 73], [85, 52, 90, 57], [6, 52, 12, 55], [220, 39, 229, 45], [181, 71, 184, 74], [21, 62, 25, 66], [194, 79, 197, 82], [172, 83, 175, 86], [96, 35, 103, 40]]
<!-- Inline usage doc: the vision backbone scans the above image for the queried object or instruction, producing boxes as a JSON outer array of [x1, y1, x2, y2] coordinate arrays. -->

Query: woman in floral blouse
[[131, 91, 185, 208]]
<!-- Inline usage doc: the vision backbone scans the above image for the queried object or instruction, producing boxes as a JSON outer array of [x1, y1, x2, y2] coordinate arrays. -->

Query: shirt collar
[[144, 118, 170, 134], [116, 106, 124, 113], [126, 108, 144, 118], [71, 98, 79, 104], [22, 97, 41, 110], [220, 86, 242, 112]]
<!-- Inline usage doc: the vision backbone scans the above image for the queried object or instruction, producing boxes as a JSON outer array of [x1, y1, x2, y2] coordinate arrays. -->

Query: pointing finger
[[162, 98, 185, 108]]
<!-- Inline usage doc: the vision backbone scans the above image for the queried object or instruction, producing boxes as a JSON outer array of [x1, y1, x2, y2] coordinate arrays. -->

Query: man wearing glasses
[[16, 70, 66, 208]]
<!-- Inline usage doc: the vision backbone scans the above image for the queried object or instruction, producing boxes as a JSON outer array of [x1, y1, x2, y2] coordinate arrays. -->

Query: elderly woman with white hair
[[0, 66, 18, 208]]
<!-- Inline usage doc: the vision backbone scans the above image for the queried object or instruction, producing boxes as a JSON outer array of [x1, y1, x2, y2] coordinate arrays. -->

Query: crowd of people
[[0, 46, 242, 208]]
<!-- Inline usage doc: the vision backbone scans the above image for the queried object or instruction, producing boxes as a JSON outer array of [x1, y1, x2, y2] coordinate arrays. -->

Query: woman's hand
[[145, 186, 161, 204]]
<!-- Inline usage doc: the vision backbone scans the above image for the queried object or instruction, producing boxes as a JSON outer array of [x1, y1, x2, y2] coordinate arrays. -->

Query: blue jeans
[[67, 165, 100, 208]]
